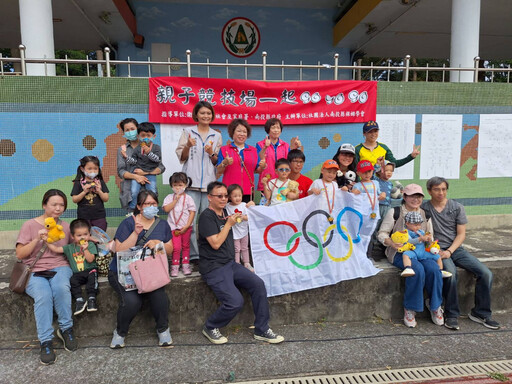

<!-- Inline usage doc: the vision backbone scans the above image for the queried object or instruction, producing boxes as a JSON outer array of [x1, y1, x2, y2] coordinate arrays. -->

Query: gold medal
[[370, 212, 377, 219], [328, 216, 334, 222]]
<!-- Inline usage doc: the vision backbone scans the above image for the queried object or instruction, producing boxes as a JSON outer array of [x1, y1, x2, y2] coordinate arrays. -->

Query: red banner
[[149, 77, 377, 126]]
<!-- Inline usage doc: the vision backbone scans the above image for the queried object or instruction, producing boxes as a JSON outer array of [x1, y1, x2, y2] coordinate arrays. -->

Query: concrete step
[[1, 254, 511, 341]]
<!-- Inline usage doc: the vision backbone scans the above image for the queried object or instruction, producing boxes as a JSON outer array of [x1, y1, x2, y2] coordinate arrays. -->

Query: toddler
[[262, 158, 298, 205], [163, 172, 196, 277], [400, 211, 452, 279], [48, 219, 99, 315], [127, 122, 163, 210], [352, 160, 386, 220], [71, 156, 109, 230], [308, 160, 339, 219], [226, 184, 255, 272]]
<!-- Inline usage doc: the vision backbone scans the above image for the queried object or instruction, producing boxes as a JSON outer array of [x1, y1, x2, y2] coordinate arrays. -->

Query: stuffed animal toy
[[44, 217, 66, 244], [391, 230, 416, 253], [426, 239, 440, 255], [390, 181, 404, 199], [345, 170, 357, 182], [281, 180, 300, 201]]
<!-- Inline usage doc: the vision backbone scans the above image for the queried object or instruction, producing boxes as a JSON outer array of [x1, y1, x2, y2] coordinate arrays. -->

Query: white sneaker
[[110, 329, 125, 349], [404, 308, 417, 328], [401, 267, 416, 277], [431, 306, 444, 326], [441, 270, 452, 278], [157, 328, 173, 347]]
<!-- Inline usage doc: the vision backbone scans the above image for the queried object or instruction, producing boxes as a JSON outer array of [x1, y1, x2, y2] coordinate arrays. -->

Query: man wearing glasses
[[197, 181, 284, 345], [422, 176, 500, 331]]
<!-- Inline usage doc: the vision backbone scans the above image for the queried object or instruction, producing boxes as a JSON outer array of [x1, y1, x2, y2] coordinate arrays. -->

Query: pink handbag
[[128, 244, 170, 294]]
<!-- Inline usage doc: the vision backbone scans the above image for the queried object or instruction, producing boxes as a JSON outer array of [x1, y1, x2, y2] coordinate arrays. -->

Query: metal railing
[[1, 45, 511, 83]]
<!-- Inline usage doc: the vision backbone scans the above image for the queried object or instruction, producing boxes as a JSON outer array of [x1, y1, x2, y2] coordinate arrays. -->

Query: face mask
[[173, 186, 185, 195], [84, 172, 98, 179], [124, 130, 138, 141], [141, 137, 154, 144], [142, 206, 159, 219]]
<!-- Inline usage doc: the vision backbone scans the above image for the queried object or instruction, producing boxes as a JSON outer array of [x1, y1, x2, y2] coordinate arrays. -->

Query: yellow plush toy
[[281, 180, 300, 201], [426, 239, 440, 255], [44, 217, 66, 244], [391, 230, 416, 253]]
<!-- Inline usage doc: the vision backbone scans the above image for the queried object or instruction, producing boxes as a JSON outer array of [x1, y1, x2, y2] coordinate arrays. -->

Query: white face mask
[[173, 186, 185, 195], [85, 172, 98, 179]]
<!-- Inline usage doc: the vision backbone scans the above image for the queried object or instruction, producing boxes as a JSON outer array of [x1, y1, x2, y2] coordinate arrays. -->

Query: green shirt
[[63, 242, 98, 273]]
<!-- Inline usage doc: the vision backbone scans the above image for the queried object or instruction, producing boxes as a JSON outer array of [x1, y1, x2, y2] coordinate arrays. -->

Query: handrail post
[[104, 47, 111, 77], [186, 50, 191, 77], [334, 53, 339, 80], [262, 51, 267, 81], [403, 55, 410, 82], [19, 44, 26, 76], [473, 56, 480, 83]]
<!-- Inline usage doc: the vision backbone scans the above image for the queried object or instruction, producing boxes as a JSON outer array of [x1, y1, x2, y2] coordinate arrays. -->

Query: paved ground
[[1, 312, 511, 384]]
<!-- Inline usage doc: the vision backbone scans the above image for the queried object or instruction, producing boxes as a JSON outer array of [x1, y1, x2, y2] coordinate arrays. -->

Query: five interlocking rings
[[263, 208, 364, 270]]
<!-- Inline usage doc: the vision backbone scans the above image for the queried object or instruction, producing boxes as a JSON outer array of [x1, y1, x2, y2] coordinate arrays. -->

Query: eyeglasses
[[210, 194, 228, 199], [277, 168, 291, 172], [291, 160, 304, 164]]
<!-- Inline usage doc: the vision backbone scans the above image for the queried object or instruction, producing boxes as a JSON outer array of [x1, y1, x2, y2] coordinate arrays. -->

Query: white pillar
[[450, 0, 480, 82], [19, 0, 56, 76]]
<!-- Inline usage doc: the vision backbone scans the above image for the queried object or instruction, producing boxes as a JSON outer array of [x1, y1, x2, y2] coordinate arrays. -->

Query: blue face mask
[[141, 137, 154, 145], [124, 130, 138, 141], [142, 206, 159, 219]]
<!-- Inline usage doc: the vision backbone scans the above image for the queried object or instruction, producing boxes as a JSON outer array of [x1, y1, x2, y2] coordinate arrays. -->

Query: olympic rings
[[324, 224, 353, 262], [287, 231, 323, 270], [337, 207, 363, 244], [263, 221, 299, 257], [302, 210, 334, 248]]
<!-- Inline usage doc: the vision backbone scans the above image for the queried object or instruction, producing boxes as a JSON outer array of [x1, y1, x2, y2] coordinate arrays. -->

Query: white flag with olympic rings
[[248, 190, 381, 297]]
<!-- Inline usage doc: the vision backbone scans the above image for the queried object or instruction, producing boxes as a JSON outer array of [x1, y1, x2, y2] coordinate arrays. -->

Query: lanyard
[[171, 193, 187, 228], [231, 146, 254, 200], [322, 180, 335, 221], [361, 181, 377, 219]]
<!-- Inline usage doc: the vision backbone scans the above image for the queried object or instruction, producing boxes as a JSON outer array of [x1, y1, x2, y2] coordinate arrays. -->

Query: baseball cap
[[404, 211, 423, 224], [403, 183, 424, 196], [338, 143, 355, 155], [363, 121, 379, 133], [383, 160, 395, 169], [322, 159, 340, 170], [356, 160, 374, 173]]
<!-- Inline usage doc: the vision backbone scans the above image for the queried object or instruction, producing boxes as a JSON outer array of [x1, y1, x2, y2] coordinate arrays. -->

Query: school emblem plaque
[[222, 17, 260, 58]]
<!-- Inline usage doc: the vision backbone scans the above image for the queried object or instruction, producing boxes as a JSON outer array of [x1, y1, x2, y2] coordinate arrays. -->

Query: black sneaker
[[444, 317, 460, 330], [87, 297, 98, 312], [202, 326, 228, 344], [57, 328, 78, 352], [40, 340, 56, 365], [74, 299, 87, 315], [468, 313, 501, 330], [254, 328, 284, 344]]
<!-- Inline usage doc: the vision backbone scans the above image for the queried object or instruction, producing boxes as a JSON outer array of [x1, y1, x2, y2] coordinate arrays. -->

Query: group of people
[[15, 101, 499, 366]]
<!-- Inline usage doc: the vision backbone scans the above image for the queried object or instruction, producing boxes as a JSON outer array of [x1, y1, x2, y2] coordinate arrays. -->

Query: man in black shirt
[[198, 181, 284, 344]]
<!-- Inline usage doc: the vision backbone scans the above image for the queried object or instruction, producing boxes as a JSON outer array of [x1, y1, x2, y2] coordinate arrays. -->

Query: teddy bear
[[391, 230, 416, 253], [44, 217, 66, 244], [281, 180, 300, 201]]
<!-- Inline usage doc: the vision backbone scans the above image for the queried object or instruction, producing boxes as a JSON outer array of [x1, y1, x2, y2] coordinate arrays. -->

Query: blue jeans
[[442, 246, 493, 319], [25, 266, 73, 343], [393, 254, 443, 312], [129, 175, 157, 209], [187, 190, 209, 260], [203, 261, 270, 334]]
